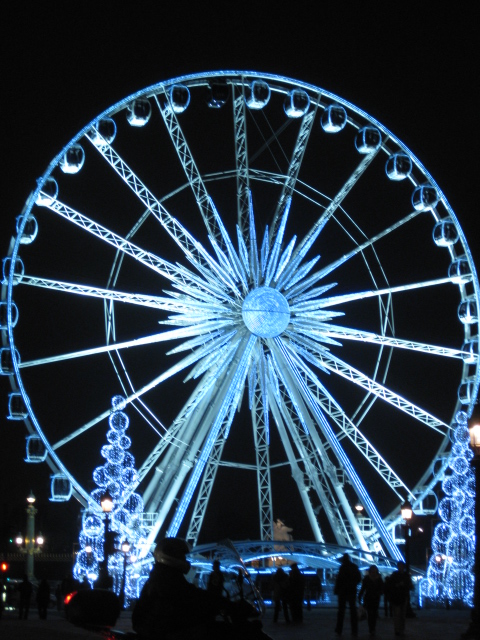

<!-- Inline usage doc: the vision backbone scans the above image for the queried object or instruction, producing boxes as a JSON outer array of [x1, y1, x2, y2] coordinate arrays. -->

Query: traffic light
[[0, 562, 9, 573]]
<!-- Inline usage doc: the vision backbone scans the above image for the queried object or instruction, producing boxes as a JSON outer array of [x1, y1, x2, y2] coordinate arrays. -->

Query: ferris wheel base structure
[[1, 71, 478, 574]]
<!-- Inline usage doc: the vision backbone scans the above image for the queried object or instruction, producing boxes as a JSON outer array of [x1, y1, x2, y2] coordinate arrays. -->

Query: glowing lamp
[[401, 500, 413, 521], [101, 491, 114, 513]]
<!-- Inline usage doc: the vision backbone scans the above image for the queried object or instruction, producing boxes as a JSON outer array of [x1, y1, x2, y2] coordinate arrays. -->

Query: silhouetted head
[[154, 537, 191, 574]]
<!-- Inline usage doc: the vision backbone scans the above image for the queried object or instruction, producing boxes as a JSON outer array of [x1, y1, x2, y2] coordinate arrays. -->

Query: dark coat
[[132, 563, 223, 638], [389, 570, 413, 605], [359, 574, 384, 609], [334, 559, 362, 597]]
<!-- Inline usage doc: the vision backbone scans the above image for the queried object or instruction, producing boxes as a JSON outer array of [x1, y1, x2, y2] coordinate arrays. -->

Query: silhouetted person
[[36, 578, 50, 619], [334, 554, 362, 637], [272, 567, 290, 624], [207, 559, 226, 602], [132, 537, 270, 640], [384, 573, 393, 617], [358, 565, 384, 636], [389, 561, 413, 637], [289, 563, 305, 624], [18, 574, 33, 619], [235, 568, 245, 599]]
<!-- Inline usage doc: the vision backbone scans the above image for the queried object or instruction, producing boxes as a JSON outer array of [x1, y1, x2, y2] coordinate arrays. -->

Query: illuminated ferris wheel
[[2, 71, 479, 561]]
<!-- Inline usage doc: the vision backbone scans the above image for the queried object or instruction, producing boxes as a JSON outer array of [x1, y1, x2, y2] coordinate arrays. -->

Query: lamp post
[[16, 492, 44, 580], [461, 422, 480, 639], [98, 490, 114, 589], [401, 500, 415, 618], [120, 540, 130, 609]]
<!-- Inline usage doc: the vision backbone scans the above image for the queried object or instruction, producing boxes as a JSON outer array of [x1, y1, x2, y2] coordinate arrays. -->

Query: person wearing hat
[[132, 537, 270, 640]]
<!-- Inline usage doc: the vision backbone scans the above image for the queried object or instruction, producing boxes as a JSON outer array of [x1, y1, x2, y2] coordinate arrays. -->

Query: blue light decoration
[[73, 396, 153, 604], [420, 411, 475, 607]]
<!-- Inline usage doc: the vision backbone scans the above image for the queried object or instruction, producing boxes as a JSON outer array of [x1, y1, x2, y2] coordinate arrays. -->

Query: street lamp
[[461, 422, 480, 639], [16, 492, 44, 580], [120, 540, 130, 609], [97, 490, 114, 589], [401, 500, 415, 618]]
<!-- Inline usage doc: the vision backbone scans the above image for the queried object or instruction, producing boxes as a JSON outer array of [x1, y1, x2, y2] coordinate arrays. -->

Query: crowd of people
[[2, 540, 414, 639], [334, 553, 413, 637]]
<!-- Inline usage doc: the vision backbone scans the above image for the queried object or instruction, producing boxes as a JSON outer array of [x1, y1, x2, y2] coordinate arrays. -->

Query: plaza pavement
[[0, 606, 473, 640]]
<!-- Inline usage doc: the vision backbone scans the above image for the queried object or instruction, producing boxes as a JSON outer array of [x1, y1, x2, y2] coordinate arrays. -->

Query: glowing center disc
[[242, 287, 291, 338]]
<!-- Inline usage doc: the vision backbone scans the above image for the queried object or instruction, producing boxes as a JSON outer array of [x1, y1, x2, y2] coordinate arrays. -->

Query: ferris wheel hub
[[242, 286, 290, 338]]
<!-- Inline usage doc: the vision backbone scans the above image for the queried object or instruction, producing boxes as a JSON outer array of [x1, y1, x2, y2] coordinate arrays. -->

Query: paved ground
[[0, 606, 474, 639]]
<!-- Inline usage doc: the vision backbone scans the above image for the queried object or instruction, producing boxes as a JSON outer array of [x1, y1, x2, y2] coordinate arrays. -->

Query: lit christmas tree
[[74, 395, 153, 604], [421, 410, 475, 607]]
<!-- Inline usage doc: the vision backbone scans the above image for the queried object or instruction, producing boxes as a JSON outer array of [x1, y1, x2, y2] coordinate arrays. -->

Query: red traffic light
[[0, 562, 8, 572]]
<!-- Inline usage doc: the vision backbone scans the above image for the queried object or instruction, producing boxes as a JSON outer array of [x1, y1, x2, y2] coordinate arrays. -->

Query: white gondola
[[458, 379, 476, 404], [16, 215, 38, 244], [25, 435, 47, 463], [245, 80, 270, 110], [36, 177, 58, 206], [355, 126, 382, 153], [411, 184, 439, 211], [127, 99, 152, 126], [461, 340, 479, 364], [0, 348, 19, 375], [90, 118, 117, 147], [7, 392, 28, 419], [385, 153, 412, 180], [50, 474, 73, 502], [59, 144, 85, 174], [449, 257, 471, 284], [0, 301, 18, 328], [433, 219, 459, 247], [2, 257, 24, 285], [321, 104, 347, 133], [284, 89, 310, 118], [458, 298, 478, 324], [169, 84, 190, 113]]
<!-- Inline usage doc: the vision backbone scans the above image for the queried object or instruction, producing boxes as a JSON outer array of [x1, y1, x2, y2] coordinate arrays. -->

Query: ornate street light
[[15, 493, 44, 580], [120, 540, 130, 609], [97, 490, 114, 589], [461, 423, 480, 639], [401, 500, 415, 618]]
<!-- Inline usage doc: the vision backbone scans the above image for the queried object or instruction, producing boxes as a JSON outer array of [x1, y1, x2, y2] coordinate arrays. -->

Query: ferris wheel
[[1, 71, 478, 560]]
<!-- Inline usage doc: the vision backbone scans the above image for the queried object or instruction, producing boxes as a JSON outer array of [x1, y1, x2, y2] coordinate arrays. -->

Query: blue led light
[[73, 397, 153, 602], [242, 287, 291, 338]]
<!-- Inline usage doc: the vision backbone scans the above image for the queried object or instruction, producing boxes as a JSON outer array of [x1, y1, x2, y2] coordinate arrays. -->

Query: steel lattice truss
[[2, 72, 479, 567]]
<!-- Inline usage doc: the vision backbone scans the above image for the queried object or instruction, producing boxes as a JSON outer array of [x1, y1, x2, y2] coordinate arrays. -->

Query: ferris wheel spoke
[[276, 150, 382, 290], [85, 133, 233, 280], [319, 276, 454, 308], [278, 338, 412, 499], [323, 324, 472, 361], [232, 84, 250, 233], [316, 210, 422, 280], [165, 333, 257, 539], [17, 274, 181, 310], [269, 105, 318, 241], [38, 192, 233, 301], [271, 345, 388, 550], [52, 333, 240, 451], [273, 338, 403, 560], [319, 351, 449, 435], [152, 93, 223, 246], [20, 323, 235, 369]]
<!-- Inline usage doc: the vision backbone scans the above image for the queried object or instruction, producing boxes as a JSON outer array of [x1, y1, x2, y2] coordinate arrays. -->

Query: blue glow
[[73, 397, 153, 602], [242, 287, 290, 338], [421, 411, 475, 607]]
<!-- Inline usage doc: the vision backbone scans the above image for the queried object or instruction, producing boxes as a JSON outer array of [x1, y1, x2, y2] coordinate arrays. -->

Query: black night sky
[[1, 4, 478, 558]]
